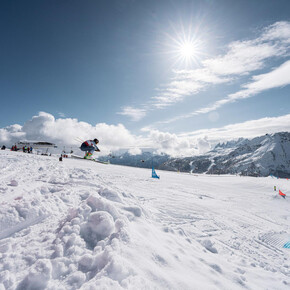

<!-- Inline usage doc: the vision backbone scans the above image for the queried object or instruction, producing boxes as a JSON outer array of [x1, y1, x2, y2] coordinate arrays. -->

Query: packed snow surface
[[0, 150, 290, 289]]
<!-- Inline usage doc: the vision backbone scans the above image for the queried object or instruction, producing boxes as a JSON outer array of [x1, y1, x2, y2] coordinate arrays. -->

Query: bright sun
[[168, 36, 203, 67], [179, 42, 197, 59], [163, 24, 204, 67]]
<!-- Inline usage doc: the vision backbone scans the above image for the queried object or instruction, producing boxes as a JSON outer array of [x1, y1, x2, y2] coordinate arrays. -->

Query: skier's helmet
[[94, 138, 99, 144]]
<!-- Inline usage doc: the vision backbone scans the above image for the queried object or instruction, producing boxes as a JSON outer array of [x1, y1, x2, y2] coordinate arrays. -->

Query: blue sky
[[0, 0, 290, 155]]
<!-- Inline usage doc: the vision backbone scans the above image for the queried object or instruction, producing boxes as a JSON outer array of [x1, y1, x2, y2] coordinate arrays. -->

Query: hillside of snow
[[1, 149, 290, 289]]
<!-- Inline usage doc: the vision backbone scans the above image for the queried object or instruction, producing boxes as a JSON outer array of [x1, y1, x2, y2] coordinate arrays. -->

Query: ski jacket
[[82, 140, 99, 151]]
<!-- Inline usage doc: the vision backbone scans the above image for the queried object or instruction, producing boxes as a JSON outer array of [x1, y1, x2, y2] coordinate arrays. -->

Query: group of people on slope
[[4, 139, 100, 159], [22, 146, 33, 153]]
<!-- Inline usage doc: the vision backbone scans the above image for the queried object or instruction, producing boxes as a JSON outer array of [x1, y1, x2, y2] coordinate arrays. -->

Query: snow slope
[[0, 150, 290, 289]]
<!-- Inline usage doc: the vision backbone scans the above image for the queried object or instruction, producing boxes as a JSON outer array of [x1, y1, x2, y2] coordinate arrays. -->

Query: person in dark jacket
[[80, 138, 100, 159]]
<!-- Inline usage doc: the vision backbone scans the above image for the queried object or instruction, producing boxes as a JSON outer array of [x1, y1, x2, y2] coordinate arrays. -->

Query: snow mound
[[16, 259, 52, 290], [98, 187, 123, 203], [45, 192, 139, 288], [0, 199, 49, 240]]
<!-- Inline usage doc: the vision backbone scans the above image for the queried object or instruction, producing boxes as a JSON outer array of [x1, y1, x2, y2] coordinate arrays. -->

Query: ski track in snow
[[0, 150, 290, 289]]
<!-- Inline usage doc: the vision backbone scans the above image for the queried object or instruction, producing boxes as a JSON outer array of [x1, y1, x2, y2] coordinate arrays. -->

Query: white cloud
[[0, 112, 212, 156], [152, 68, 230, 109], [261, 21, 290, 43], [210, 59, 290, 110], [203, 41, 282, 76], [179, 114, 290, 142], [128, 147, 142, 155], [117, 106, 146, 121], [146, 129, 199, 156], [0, 125, 25, 143], [238, 60, 290, 94], [142, 114, 290, 156], [157, 59, 290, 124], [1, 112, 289, 157], [0, 112, 139, 155], [173, 68, 231, 84], [152, 79, 205, 108]]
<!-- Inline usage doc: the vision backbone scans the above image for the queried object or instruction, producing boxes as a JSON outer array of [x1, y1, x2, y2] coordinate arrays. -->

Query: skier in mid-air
[[80, 138, 100, 159]]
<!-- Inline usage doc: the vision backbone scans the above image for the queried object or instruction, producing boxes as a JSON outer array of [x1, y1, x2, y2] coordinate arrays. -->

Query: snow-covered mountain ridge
[[102, 132, 290, 177], [161, 132, 290, 177]]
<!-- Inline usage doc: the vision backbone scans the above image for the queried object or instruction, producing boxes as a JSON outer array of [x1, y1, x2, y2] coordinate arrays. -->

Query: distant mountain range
[[100, 151, 170, 169], [100, 132, 290, 178]]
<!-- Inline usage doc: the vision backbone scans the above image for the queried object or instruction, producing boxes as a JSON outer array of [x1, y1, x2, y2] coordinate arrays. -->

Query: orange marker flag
[[279, 190, 286, 198]]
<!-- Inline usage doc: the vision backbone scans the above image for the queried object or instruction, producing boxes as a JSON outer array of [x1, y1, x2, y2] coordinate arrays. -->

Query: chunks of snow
[[123, 206, 142, 217], [9, 180, 18, 187], [98, 187, 123, 203], [81, 211, 115, 247], [201, 239, 218, 253], [17, 259, 52, 290]]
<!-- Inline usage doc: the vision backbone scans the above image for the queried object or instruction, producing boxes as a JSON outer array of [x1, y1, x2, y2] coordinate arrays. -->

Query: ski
[[71, 155, 109, 164]]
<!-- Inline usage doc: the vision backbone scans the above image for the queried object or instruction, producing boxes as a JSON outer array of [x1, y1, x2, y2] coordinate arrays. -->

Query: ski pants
[[80, 144, 95, 154]]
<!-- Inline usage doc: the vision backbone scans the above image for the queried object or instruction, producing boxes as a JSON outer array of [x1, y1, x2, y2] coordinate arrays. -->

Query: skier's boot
[[84, 152, 93, 159]]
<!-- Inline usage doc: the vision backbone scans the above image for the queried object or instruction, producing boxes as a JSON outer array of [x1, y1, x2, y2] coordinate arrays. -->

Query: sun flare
[[179, 42, 197, 59], [165, 33, 204, 67], [162, 23, 205, 67]]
